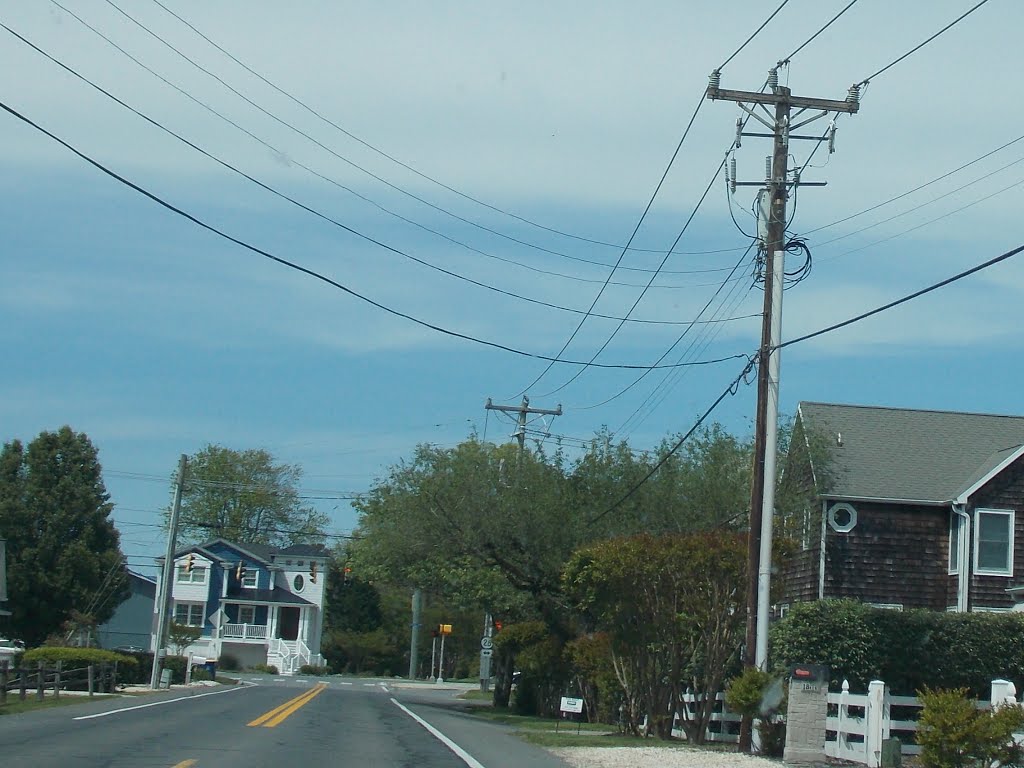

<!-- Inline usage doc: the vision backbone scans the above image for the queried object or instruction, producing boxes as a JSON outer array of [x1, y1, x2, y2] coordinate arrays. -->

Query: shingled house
[[777, 402, 1024, 614]]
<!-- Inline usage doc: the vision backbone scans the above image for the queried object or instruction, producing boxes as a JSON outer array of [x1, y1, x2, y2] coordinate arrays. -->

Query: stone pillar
[[784, 665, 830, 764]]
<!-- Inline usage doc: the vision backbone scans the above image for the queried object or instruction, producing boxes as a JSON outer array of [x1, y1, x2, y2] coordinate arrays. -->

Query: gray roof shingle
[[799, 402, 1024, 504]]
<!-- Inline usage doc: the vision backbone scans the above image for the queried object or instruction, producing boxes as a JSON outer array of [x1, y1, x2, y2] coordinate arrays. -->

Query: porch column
[[268, 606, 277, 640]]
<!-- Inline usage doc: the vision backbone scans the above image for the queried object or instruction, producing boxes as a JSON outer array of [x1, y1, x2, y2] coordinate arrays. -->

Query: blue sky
[[3, 1, 1023, 574]]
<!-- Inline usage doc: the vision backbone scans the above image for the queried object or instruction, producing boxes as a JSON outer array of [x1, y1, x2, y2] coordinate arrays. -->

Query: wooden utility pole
[[484, 396, 562, 457], [706, 69, 859, 678], [150, 454, 188, 690]]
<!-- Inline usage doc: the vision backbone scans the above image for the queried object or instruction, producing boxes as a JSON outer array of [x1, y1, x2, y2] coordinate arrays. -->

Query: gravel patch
[[548, 746, 782, 767]]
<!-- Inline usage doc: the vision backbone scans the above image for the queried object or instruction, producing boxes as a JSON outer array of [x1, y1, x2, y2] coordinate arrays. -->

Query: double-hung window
[[974, 508, 1014, 577], [241, 569, 257, 588], [174, 602, 205, 627], [949, 511, 962, 574], [176, 565, 207, 584], [238, 605, 256, 625]]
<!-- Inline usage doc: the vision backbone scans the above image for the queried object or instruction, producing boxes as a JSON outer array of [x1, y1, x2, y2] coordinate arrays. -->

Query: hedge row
[[21, 647, 137, 670], [770, 600, 1024, 696]]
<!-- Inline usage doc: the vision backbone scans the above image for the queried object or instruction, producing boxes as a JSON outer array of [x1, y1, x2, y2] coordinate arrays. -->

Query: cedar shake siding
[[967, 454, 1024, 610], [821, 501, 948, 610]]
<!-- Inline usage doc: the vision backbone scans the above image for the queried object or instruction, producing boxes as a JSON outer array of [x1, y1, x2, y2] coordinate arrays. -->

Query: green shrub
[[770, 600, 1024, 696], [252, 663, 279, 675], [218, 653, 240, 671], [916, 687, 1024, 768], [22, 647, 137, 671], [299, 664, 329, 676]]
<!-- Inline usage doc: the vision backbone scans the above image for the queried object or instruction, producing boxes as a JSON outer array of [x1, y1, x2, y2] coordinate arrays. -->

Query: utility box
[[160, 669, 172, 689]]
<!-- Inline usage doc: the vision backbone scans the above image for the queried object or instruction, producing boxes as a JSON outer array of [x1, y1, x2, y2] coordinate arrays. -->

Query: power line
[[513, 0, 792, 397], [72, 0, 734, 266], [857, 0, 993, 86], [575, 242, 757, 411], [0, 98, 745, 373], [587, 355, 758, 527], [778, 0, 861, 65], [778, 241, 1024, 351], [820, 175, 1024, 262], [804, 132, 1024, 237], [719, 0, 793, 69], [38, 9, 754, 291], [5, 23, 758, 329], [143, 0, 743, 256], [812, 155, 1024, 250]]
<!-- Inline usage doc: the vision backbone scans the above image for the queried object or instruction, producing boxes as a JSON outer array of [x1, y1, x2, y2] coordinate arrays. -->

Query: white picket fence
[[826, 678, 1020, 767], [671, 692, 742, 742]]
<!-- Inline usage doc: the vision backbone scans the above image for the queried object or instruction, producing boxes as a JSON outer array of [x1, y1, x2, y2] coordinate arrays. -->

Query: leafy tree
[[0, 427, 128, 647], [168, 622, 201, 655], [564, 531, 748, 740], [174, 445, 328, 546], [323, 558, 383, 634]]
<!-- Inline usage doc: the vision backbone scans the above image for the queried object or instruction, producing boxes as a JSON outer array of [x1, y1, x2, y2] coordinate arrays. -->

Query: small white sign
[[480, 648, 492, 658], [560, 696, 584, 714], [481, 636, 493, 650]]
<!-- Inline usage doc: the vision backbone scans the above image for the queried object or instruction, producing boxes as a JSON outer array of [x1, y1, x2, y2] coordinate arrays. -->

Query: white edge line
[[391, 697, 485, 768], [73, 684, 250, 720]]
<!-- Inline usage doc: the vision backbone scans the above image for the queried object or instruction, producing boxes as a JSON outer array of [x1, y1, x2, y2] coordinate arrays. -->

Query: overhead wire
[[778, 241, 1024, 351], [0, 99, 745, 372], [143, 0, 731, 255], [5, 18, 759, 327], [80, 0, 740, 265], [574, 242, 758, 412], [856, 0, 993, 86], [43, 4, 751, 287], [528, 0, 871, 400], [587, 354, 758, 527]]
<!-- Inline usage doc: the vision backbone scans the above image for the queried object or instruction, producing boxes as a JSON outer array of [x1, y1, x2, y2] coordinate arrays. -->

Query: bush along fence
[[826, 678, 1020, 767], [0, 659, 123, 703]]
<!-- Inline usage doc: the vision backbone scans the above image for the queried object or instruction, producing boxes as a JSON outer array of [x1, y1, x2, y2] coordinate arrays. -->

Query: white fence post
[[991, 679, 1017, 710], [865, 680, 889, 768]]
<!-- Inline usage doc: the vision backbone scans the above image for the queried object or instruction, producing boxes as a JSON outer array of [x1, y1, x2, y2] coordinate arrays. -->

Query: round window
[[828, 503, 857, 533], [293, 574, 305, 592]]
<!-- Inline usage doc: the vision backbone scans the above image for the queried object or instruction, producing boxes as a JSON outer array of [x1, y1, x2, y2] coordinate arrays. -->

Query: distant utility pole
[[484, 396, 562, 457], [706, 69, 860, 674], [408, 588, 422, 680], [0, 538, 9, 618], [150, 454, 188, 690]]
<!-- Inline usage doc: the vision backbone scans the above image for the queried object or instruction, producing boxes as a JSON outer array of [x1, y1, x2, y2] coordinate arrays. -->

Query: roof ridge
[[799, 401, 1024, 420]]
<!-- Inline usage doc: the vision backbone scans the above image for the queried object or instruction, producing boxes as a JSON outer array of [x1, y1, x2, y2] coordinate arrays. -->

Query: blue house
[[97, 570, 156, 651], [152, 538, 328, 674]]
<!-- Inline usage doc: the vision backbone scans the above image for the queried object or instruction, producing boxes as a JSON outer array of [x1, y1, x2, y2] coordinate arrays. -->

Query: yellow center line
[[247, 683, 326, 728], [171, 760, 197, 768]]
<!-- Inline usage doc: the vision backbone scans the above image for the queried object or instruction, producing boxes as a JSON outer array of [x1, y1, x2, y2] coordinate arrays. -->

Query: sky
[[3, 0, 1023, 575]]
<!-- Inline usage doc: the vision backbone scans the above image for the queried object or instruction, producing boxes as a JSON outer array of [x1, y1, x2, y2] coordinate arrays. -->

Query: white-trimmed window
[[974, 508, 1014, 577], [949, 511, 962, 574], [238, 605, 256, 625], [174, 602, 205, 627], [828, 503, 857, 533], [176, 564, 207, 583], [241, 569, 257, 588]]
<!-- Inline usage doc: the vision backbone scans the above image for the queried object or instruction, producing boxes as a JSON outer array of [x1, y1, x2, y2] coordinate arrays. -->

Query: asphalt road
[[0, 676, 570, 768]]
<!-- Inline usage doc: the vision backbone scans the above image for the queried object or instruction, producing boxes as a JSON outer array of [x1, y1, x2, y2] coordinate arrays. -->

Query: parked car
[[0, 637, 25, 663]]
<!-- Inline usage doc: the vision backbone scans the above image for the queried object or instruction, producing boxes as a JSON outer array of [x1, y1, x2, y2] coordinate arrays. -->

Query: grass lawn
[[0, 694, 115, 715]]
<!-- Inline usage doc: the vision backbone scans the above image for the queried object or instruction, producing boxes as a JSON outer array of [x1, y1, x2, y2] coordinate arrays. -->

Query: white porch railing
[[222, 623, 268, 640]]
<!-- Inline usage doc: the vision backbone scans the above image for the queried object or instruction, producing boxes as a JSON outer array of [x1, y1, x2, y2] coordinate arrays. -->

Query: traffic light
[[236, 561, 247, 582], [309, 561, 318, 584], [493, 620, 503, 632], [343, 566, 352, 584], [185, 553, 195, 574]]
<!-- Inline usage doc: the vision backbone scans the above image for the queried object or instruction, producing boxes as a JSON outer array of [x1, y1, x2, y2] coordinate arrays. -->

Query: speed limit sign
[[481, 636, 493, 650]]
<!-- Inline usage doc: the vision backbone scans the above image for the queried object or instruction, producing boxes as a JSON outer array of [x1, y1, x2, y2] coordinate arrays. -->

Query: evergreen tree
[[0, 427, 128, 647]]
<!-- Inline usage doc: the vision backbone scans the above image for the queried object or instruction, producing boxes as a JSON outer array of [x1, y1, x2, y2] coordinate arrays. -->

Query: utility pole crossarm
[[706, 86, 860, 114], [484, 398, 563, 417]]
